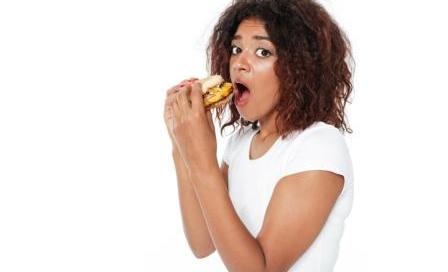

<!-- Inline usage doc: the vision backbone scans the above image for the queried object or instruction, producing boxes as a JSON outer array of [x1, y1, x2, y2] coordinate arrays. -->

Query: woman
[[164, 0, 353, 271]]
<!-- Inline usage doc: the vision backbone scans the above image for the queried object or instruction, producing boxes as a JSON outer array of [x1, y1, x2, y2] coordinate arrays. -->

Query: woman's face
[[229, 18, 280, 123]]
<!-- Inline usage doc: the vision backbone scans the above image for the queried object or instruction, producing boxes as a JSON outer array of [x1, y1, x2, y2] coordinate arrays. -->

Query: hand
[[164, 78, 197, 148], [168, 81, 218, 173]]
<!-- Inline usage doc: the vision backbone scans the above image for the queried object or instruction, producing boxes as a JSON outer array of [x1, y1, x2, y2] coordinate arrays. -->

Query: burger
[[199, 75, 233, 109]]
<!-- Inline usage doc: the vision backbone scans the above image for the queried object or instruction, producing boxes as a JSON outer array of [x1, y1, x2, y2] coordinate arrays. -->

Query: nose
[[231, 50, 250, 73]]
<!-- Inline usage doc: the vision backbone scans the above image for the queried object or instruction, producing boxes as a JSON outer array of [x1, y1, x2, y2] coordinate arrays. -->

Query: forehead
[[234, 18, 268, 36]]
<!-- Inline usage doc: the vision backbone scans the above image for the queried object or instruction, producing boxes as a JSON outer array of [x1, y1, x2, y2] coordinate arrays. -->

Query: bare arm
[[173, 148, 214, 258], [173, 148, 229, 258], [164, 78, 218, 258], [190, 164, 343, 272], [168, 82, 344, 271]]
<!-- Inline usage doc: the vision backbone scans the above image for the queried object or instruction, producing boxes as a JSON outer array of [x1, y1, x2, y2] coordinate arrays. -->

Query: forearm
[[190, 165, 267, 272], [172, 149, 215, 258]]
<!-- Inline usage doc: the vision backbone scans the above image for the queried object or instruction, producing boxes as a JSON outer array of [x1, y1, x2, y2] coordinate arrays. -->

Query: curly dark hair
[[208, 0, 354, 137]]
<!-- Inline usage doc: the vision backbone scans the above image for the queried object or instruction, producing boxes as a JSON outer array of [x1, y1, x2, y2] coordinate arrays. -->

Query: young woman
[[163, 0, 353, 271]]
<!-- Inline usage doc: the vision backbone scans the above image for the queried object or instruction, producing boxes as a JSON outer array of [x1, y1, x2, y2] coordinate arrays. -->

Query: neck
[[257, 111, 279, 140]]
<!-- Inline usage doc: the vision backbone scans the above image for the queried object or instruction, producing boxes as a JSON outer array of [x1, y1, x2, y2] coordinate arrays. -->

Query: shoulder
[[287, 122, 348, 154], [297, 121, 345, 140], [282, 122, 352, 180]]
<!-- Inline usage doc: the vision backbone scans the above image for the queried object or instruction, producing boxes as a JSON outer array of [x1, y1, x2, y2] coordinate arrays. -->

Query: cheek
[[255, 66, 279, 101], [254, 60, 277, 84]]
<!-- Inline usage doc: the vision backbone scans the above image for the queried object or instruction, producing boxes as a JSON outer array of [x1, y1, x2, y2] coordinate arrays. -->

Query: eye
[[255, 48, 272, 57], [231, 45, 242, 55]]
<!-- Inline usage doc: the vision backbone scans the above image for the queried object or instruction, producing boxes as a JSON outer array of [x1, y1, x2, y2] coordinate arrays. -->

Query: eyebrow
[[232, 34, 271, 41]]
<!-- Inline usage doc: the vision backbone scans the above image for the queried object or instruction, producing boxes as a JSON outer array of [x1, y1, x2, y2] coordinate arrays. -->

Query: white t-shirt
[[222, 121, 354, 272]]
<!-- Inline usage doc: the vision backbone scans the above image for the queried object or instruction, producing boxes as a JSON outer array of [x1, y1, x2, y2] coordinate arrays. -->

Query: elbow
[[183, 232, 216, 259], [192, 246, 216, 259], [186, 237, 216, 259]]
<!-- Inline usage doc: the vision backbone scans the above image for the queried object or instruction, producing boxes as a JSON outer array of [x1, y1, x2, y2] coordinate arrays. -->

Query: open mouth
[[234, 82, 251, 106]]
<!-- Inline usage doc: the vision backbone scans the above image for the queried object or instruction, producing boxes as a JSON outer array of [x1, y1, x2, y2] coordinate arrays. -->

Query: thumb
[[206, 110, 215, 132]]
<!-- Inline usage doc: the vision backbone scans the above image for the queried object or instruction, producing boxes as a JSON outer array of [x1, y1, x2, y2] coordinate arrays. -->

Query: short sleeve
[[283, 126, 353, 192]]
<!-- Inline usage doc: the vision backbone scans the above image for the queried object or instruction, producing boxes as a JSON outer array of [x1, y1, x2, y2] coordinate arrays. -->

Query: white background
[[1, 0, 447, 271]]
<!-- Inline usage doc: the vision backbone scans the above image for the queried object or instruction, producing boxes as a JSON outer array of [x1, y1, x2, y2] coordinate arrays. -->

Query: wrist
[[171, 147, 186, 165], [188, 159, 220, 182]]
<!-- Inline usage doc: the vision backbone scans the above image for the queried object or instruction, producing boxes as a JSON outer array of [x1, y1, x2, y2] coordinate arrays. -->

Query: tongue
[[236, 90, 250, 106]]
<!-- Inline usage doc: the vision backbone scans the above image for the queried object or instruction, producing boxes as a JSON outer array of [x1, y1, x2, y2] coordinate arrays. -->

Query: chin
[[237, 109, 257, 123]]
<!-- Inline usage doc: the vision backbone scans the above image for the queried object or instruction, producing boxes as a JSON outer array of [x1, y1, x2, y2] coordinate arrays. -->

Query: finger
[[164, 97, 175, 116], [165, 89, 180, 109], [171, 96, 181, 121], [166, 84, 185, 96], [176, 87, 191, 114], [176, 85, 189, 94], [166, 84, 180, 96], [164, 104, 173, 120], [166, 84, 190, 115], [166, 80, 189, 97], [166, 86, 189, 107], [167, 77, 198, 95], [190, 82, 205, 112]]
